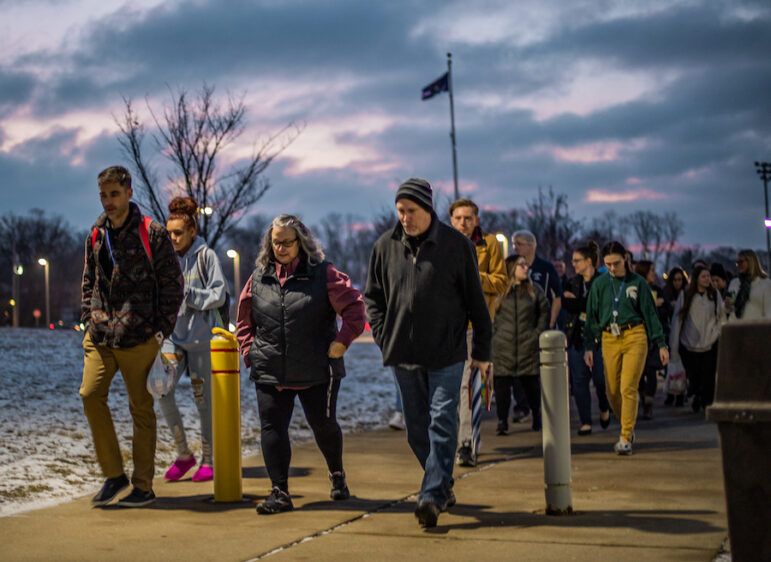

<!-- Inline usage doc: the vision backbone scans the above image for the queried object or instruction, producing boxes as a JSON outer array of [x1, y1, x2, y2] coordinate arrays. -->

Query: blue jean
[[393, 362, 464, 507], [393, 374, 403, 412], [568, 346, 609, 426]]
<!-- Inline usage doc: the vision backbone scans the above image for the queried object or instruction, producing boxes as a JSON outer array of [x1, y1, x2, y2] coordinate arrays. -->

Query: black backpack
[[196, 249, 231, 327]]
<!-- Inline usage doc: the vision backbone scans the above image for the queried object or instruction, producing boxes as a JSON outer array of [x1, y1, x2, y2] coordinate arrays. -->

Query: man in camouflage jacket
[[80, 166, 183, 508]]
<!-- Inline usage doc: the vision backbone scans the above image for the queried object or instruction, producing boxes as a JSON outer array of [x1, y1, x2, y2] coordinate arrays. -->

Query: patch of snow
[[0, 329, 395, 516]]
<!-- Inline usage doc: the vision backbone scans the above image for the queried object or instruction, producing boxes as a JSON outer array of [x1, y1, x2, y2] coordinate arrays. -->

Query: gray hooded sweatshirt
[[171, 236, 228, 351]]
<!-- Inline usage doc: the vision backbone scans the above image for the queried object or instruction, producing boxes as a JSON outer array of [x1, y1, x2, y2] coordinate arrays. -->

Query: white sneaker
[[388, 411, 405, 430], [613, 439, 632, 455]]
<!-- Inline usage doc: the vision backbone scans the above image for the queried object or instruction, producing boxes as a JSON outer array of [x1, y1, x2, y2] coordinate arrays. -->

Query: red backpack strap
[[138, 216, 153, 262]]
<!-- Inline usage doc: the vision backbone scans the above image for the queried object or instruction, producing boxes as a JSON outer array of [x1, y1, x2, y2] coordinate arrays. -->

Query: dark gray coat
[[492, 282, 549, 376]]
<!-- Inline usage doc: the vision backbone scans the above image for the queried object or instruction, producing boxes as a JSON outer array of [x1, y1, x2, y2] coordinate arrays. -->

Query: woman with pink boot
[[159, 197, 228, 482]]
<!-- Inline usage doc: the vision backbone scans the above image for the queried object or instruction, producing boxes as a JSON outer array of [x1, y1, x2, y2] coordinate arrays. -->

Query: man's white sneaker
[[388, 411, 405, 430]]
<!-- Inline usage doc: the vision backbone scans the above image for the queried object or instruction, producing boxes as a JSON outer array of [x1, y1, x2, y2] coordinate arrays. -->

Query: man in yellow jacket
[[449, 199, 508, 467]]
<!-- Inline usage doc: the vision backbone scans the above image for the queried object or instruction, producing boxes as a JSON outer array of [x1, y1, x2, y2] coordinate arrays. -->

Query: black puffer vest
[[248, 259, 337, 386]]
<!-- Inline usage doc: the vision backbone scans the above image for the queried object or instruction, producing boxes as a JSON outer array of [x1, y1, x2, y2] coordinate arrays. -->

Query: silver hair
[[256, 214, 325, 269], [511, 229, 537, 246]]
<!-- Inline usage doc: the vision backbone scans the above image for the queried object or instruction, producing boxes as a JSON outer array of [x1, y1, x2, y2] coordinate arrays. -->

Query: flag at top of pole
[[421, 72, 449, 100], [420, 53, 459, 200]]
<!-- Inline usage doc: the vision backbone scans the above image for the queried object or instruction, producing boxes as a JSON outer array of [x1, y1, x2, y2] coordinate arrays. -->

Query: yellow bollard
[[210, 327, 242, 502]]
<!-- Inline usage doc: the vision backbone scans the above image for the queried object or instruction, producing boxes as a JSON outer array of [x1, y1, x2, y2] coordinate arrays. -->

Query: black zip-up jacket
[[364, 215, 492, 368], [562, 271, 601, 350]]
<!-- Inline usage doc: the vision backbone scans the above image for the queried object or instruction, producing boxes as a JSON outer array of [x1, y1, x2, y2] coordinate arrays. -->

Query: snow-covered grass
[[0, 328, 395, 516]]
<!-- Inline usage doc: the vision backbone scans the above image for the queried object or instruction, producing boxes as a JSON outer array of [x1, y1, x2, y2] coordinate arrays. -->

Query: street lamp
[[38, 258, 50, 329], [495, 233, 509, 259], [12, 263, 23, 328], [755, 161, 771, 272], [226, 249, 241, 328]]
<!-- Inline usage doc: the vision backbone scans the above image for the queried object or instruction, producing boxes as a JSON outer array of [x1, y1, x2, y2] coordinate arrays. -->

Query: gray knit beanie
[[395, 178, 433, 212]]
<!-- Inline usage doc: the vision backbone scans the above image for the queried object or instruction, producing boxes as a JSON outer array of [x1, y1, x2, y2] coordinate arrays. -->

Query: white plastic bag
[[146, 344, 178, 399], [665, 357, 687, 395]]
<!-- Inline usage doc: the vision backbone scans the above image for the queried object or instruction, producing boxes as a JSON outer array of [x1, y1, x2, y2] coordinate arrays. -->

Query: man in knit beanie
[[365, 178, 492, 529]]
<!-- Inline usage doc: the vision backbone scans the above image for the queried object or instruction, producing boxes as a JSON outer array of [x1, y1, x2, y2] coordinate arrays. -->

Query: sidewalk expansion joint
[[244, 449, 534, 560]]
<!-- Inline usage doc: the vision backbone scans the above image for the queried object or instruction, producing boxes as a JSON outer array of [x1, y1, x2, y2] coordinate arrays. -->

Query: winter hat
[[709, 262, 727, 281], [395, 178, 433, 212]]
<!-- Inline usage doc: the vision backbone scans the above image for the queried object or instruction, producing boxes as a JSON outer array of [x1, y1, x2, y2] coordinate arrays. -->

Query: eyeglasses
[[515, 262, 529, 269], [571, 258, 586, 264], [271, 238, 298, 249]]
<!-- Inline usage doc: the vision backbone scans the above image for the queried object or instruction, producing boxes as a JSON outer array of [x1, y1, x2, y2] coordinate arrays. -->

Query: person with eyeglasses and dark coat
[[235, 214, 365, 515]]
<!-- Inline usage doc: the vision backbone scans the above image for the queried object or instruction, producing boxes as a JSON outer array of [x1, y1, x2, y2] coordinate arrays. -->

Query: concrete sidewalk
[[1, 403, 727, 561]]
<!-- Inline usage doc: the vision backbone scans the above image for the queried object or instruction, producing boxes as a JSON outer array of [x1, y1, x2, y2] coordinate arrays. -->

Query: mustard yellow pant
[[80, 332, 160, 491], [601, 325, 648, 441]]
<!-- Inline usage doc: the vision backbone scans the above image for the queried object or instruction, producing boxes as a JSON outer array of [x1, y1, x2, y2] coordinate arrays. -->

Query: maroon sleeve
[[235, 274, 255, 367], [326, 263, 366, 348]]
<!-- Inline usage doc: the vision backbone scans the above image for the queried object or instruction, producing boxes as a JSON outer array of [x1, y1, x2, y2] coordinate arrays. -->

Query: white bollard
[[539, 330, 573, 515]]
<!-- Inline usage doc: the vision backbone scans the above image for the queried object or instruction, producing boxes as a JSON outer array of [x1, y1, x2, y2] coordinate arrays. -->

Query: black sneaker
[[256, 487, 294, 514], [329, 471, 350, 501], [443, 488, 456, 511], [116, 487, 156, 508], [415, 500, 440, 528], [91, 474, 130, 506], [496, 420, 508, 435], [664, 393, 674, 406], [511, 407, 531, 423], [456, 443, 476, 467]]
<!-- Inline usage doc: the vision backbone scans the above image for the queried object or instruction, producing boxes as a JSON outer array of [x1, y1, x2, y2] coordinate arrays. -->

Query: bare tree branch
[[114, 84, 303, 249]]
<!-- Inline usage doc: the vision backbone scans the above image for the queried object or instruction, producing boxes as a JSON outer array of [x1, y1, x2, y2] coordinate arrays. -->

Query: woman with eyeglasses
[[725, 249, 771, 321], [584, 241, 668, 455], [562, 241, 610, 436], [492, 255, 549, 434], [235, 214, 366, 515]]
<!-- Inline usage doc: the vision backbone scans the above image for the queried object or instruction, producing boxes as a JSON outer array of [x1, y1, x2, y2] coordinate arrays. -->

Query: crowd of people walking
[[78, 166, 769, 528]]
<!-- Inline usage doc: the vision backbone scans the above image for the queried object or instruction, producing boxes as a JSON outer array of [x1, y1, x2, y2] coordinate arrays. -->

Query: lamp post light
[[12, 264, 23, 328], [38, 258, 50, 329], [495, 233, 509, 259], [226, 249, 241, 326], [755, 161, 771, 272]]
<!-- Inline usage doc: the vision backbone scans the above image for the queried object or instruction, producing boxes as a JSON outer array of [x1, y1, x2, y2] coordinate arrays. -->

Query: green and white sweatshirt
[[583, 271, 666, 350]]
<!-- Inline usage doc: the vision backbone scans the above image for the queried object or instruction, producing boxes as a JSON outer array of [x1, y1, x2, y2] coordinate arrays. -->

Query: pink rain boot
[[192, 464, 213, 482], [164, 456, 196, 482]]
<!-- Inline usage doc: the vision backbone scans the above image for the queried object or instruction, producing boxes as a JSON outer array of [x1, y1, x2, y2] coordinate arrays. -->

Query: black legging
[[494, 375, 541, 426], [256, 379, 343, 492], [679, 341, 719, 408], [638, 365, 658, 400]]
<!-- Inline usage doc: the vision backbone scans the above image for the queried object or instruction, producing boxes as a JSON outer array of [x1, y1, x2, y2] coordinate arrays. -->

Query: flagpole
[[447, 52, 459, 200]]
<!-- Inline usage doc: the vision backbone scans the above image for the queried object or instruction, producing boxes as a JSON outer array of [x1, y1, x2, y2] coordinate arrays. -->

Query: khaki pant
[[458, 331, 474, 447], [601, 324, 648, 441], [80, 332, 160, 491]]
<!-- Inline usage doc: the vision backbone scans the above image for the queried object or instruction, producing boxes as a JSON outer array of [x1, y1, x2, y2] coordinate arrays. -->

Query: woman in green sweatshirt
[[584, 241, 669, 455]]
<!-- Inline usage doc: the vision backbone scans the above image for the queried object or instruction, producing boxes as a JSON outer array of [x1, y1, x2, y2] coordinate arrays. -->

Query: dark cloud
[[3, 0, 771, 249], [0, 129, 122, 228], [0, 69, 36, 116]]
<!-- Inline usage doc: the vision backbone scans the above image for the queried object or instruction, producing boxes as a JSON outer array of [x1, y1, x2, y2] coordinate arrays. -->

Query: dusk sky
[[1, 0, 770, 248]]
